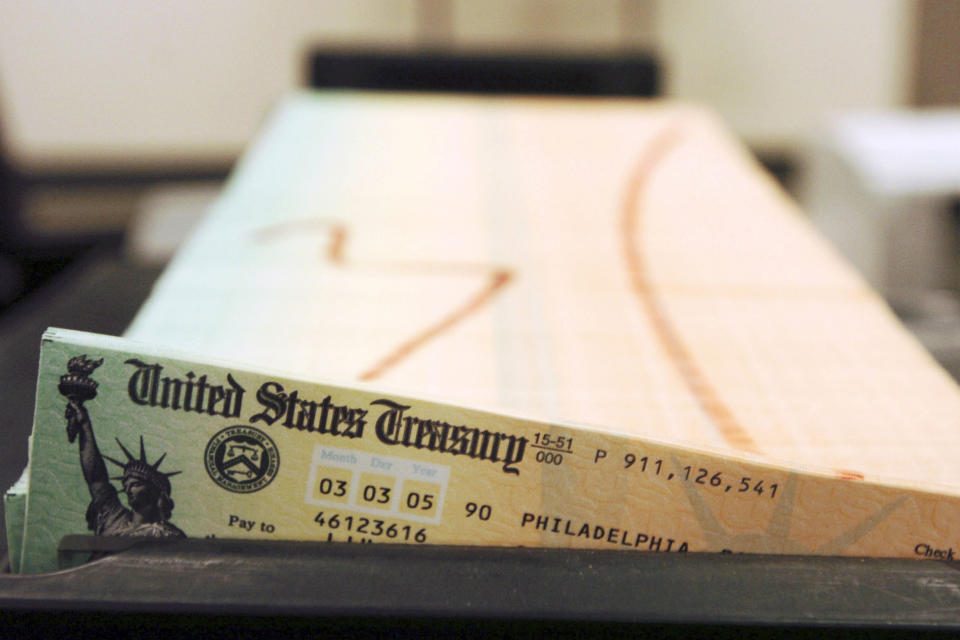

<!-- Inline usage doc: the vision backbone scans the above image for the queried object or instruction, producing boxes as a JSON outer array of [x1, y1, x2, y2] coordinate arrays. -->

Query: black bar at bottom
[[3, 538, 960, 632]]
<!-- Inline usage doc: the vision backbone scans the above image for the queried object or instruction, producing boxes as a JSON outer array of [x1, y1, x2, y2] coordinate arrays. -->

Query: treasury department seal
[[205, 425, 279, 493]]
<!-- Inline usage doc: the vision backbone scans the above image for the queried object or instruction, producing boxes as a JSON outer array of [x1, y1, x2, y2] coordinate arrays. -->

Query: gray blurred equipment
[[803, 110, 960, 376]]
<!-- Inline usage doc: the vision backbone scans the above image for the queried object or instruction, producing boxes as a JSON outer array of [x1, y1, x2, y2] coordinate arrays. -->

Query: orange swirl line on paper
[[254, 218, 513, 382], [621, 128, 759, 453], [358, 269, 513, 381]]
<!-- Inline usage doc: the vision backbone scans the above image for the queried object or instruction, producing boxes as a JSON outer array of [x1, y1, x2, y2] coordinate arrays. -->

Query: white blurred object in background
[[802, 110, 960, 375]]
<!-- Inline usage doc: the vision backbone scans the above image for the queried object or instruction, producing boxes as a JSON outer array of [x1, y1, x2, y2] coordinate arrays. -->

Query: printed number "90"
[[465, 502, 492, 520]]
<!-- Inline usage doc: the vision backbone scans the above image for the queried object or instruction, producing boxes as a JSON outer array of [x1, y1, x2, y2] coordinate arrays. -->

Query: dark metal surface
[[3, 538, 960, 630]]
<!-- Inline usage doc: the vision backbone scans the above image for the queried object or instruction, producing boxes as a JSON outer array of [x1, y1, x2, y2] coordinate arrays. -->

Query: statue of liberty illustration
[[60, 354, 185, 538]]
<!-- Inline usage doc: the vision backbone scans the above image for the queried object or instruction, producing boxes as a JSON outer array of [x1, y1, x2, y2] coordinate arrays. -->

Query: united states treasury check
[[15, 328, 960, 573]]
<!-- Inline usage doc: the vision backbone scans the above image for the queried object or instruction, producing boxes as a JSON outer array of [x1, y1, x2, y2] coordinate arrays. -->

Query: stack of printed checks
[[8, 92, 960, 574]]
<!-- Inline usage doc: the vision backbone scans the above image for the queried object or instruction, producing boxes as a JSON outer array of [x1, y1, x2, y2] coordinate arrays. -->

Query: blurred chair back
[[307, 50, 659, 97]]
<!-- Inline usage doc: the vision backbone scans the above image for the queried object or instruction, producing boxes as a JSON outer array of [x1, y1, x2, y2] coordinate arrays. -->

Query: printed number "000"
[[536, 450, 563, 465]]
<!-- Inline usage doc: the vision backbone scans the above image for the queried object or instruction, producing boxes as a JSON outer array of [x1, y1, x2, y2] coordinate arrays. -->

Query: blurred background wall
[[0, 0, 916, 169], [0, 0, 957, 330]]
